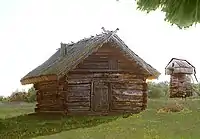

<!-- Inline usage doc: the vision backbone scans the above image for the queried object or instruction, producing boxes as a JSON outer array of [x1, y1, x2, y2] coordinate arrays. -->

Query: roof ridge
[[59, 32, 110, 49]]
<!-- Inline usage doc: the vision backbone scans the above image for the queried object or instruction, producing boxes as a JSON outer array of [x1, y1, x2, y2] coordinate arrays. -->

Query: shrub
[[9, 91, 28, 102], [27, 87, 36, 102], [147, 82, 169, 98], [0, 96, 4, 101], [8, 87, 36, 102]]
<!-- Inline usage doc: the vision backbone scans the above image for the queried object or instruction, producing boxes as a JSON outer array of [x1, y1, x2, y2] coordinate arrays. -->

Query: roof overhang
[[147, 72, 161, 80], [20, 74, 57, 85]]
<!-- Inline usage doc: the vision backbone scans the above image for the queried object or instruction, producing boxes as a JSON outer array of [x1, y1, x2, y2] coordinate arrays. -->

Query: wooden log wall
[[110, 75, 147, 112], [74, 43, 147, 74], [67, 72, 148, 114], [67, 82, 91, 113], [170, 74, 193, 98], [34, 80, 64, 112]]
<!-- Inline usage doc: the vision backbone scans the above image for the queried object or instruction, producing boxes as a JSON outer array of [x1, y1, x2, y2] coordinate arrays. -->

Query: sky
[[1, 0, 200, 96]]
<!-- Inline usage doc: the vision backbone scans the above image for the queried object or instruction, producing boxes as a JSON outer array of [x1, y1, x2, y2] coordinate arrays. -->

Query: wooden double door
[[92, 81, 112, 112]]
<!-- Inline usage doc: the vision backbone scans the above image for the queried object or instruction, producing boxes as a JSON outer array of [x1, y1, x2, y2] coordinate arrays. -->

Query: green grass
[[1, 98, 200, 139]]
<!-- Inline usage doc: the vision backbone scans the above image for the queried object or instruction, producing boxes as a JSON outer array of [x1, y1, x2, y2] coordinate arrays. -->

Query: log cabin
[[20, 28, 160, 115], [165, 58, 198, 98]]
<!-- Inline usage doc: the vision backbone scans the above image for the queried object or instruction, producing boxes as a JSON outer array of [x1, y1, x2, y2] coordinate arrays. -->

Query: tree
[[27, 87, 36, 102], [135, 0, 200, 29]]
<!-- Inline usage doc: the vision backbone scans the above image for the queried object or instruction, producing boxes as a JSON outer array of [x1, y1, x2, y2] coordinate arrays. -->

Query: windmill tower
[[165, 58, 197, 98]]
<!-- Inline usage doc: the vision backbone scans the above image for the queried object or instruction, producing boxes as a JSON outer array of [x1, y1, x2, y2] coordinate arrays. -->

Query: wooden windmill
[[165, 58, 198, 98]]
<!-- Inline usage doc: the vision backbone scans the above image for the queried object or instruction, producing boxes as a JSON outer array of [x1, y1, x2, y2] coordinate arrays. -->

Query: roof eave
[[20, 74, 58, 85]]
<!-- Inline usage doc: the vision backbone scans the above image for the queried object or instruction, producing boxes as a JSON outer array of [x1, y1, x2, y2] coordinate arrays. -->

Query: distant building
[[165, 58, 197, 98]]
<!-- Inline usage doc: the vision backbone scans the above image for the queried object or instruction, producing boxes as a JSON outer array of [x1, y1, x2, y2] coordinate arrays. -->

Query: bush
[[27, 87, 36, 102], [8, 87, 36, 102], [148, 82, 169, 98], [9, 91, 28, 102], [0, 96, 4, 101]]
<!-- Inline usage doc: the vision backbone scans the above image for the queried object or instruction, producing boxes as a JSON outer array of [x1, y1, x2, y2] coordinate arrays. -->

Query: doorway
[[92, 81, 111, 112]]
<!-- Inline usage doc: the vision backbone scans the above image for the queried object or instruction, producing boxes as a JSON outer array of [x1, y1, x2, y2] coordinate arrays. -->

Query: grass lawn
[[0, 98, 200, 139]]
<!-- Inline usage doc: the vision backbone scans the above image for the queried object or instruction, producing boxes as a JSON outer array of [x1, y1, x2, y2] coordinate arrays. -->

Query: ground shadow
[[0, 113, 119, 139]]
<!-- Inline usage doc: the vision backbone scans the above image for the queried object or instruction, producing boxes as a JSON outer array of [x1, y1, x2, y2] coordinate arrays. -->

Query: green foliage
[[0, 96, 4, 101], [136, 0, 200, 29], [191, 83, 200, 96], [7, 87, 36, 103], [9, 91, 28, 102], [147, 81, 169, 98], [27, 87, 36, 102]]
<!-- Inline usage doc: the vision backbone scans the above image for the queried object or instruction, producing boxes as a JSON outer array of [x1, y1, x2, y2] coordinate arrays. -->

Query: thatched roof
[[20, 28, 160, 85], [165, 58, 196, 75]]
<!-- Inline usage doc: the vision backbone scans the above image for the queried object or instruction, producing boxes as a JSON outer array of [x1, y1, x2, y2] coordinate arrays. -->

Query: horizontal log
[[41, 92, 58, 95], [67, 73, 98, 79], [68, 73, 145, 80], [68, 84, 91, 90], [68, 83, 91, 87], [38, 88, 58, 92], [37, 86, 58, 91], [67, 101, 90, 107], [78, 61, 108, 66], [112, 73, 144, 79], [38, 101, 64, 105], [34, 80, 57, 88], [38, 90, 57, 95], [67, 80, 91, 84], [75, 67, 109, 70], [68, 91, 90, 97], [67, 96, 90, 102], [69, 69, 146, 74], [112, 89, 144, 95], [40, 95, 58, 100], [110, 79, 144, 84], [36, 80, 57, 85], [68, 107, 90, 111], [37, 102, 64, 106], [37, 104, 64, 107], [68, 71, 147, 77], [118, 66, 138, 71], [83, 58, 109, 63], [112, 95, 143, 101], [67, 78, 144, 84], [36, 83, 58, 89], [112, 84, 144, 90], [67, 79, 145, 85], [77, 62, 109, 68]]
